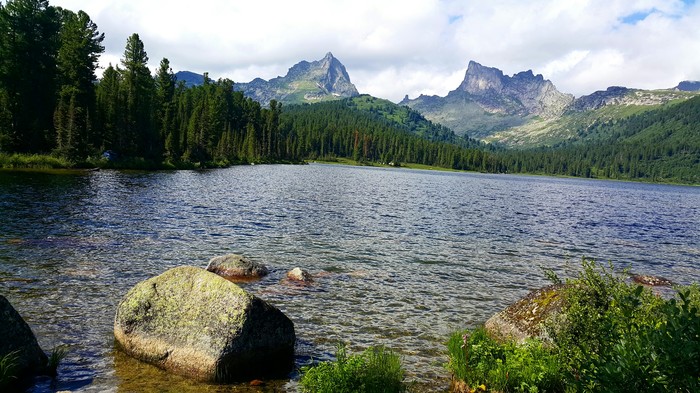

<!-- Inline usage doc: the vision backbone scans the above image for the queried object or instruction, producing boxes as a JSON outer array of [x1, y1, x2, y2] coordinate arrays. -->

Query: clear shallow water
[[1, 164, 699, 392]]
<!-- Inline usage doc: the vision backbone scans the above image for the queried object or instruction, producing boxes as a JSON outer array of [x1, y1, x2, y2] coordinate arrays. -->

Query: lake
[[1, 164, 699, 392]]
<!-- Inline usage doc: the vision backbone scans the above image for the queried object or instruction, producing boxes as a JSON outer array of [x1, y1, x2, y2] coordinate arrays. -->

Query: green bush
[[448, 259, 700, 392], [300, 344, 406, 393], [447, 328, 563, 393]]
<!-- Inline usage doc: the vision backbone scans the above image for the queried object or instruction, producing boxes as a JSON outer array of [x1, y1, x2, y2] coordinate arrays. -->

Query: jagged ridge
[[234, 52, 359, 106]]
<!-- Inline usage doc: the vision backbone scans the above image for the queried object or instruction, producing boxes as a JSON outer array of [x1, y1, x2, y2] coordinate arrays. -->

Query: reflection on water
[[1, 165, 699, 392]]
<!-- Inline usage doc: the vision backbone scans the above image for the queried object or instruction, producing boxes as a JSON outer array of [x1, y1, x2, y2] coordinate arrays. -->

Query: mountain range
[[176, 55, 700, 148]]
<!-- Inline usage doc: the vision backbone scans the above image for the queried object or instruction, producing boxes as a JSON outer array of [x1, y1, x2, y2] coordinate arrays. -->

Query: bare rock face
[[234, 52, 359, 106], [0, 295, 47, 388], [114, 266, 295, 382], [484, 285, 565, 343], [286, 268, 313, 283], [206, 254, 269, 280]]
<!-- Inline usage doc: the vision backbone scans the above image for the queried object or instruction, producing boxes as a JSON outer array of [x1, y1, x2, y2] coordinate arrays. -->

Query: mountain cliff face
[[400, 61, 573, 138], [675, 81, 700, 92], [234, 52, 359, 106]]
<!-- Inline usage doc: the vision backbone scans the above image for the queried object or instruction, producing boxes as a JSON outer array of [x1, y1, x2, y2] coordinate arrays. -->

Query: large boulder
[[206, 254, 269, 281], [0, 295, 47, 387], [484, 285, 564, 343], [114, 266, 295, 382]]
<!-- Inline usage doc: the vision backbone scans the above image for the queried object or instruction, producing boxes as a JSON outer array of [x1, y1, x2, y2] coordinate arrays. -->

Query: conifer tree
[[0, 0, 61, 152], [54, 9, 104, 159]]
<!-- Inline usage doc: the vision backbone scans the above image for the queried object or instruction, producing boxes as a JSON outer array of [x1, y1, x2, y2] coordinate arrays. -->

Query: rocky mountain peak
[[451, 60, 573, 118], [235, 52, 359, 105], [458, 61, 506, 94]]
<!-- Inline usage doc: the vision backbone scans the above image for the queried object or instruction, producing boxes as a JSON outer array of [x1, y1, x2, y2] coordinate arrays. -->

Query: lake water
[[1, 164, 699, 392]]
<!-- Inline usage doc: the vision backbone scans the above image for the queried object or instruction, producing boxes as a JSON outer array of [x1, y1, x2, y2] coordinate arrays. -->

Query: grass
[[448, 259, 700, 392], [0, 153, 73, 169], [0, 351, 19, 389], [300, 344, 406, 393], [47, 346, 69, 377]]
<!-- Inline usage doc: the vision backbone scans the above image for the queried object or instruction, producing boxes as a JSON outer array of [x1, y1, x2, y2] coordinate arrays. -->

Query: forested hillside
[[498, 96, 700, 183], [280, 100, 490, 170]]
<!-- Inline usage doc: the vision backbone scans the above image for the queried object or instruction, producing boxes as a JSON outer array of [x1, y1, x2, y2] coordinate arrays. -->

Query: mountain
[[400, 61, 574, 139], [675, 81, 700, 92], [401, 61, 700, 148], [174, 71, 205, 87], [486, 86, 696, 147], [234, 52, 359, 106]]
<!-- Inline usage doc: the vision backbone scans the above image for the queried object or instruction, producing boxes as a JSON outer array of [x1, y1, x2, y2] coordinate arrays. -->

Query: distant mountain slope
[[498, 95, 700, 183], [346, 95, 481, 148], [675, 81, 700, 92], [234, 52, 359, 106], [400, 61, 574, 139], [174, 71, 205, 87], [486, 87, 696, 147]]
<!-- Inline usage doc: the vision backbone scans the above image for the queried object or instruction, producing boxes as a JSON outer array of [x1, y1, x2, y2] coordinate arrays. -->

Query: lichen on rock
[[484, 285, 565, 343], [114, 266, 295, 382]]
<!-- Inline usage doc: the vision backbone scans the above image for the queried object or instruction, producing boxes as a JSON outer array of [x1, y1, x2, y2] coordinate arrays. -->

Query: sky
[[49, 0, 700, 102]]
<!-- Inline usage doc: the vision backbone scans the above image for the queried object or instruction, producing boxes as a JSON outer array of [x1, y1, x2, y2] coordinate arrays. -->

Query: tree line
[[0, 0, 287, 166], [0, 0, 696, 184]]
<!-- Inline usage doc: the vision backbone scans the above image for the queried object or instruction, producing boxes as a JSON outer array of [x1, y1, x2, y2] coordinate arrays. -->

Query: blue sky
[[51, 0, 700, 101]]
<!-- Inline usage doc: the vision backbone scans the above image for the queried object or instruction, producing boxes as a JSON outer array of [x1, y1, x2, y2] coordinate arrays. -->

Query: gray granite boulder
[[114, 266, 295, 382], [0, 295, 47, 388]]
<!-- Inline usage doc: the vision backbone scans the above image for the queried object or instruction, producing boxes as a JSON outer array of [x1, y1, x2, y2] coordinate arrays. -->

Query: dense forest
[[0, 0, 697, 184]]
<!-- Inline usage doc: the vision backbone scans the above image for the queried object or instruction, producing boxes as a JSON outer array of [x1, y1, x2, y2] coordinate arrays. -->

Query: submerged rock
[[206, 254, 269, 280], [484, 285, 565, 343], [114, 266, 295, 382], [631, 274, 673, 287], [286, 267, 313, 283], [0, 295, 48, 387]]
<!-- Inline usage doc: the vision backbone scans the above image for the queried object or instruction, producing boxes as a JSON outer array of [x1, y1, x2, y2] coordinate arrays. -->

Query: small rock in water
[[286, 267, 313, 283], [206, 254, 269, 280], [631, 274, 673, 287]]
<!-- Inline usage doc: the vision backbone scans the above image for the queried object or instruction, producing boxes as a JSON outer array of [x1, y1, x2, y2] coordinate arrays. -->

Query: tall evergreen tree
[[154, 58, 176, 160], [53, 9, 104, 159], [95, 64, 123, 151], [0, 0, 61, 152], [120, 33, 155, 157]]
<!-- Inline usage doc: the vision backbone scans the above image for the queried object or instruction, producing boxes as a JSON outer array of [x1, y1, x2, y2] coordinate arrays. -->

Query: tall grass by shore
[[0, 153, 73, 169]]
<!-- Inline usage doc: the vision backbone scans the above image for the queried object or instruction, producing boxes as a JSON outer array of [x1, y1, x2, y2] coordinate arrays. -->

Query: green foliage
[[300, 344, 406, 393], [0, 350, 19, 388], [449, 259, 700, 392], [447, 328, 563, 393], [554, 261, 700, 392], [46, 345, 69, 377], [0, 153, 72, 169]]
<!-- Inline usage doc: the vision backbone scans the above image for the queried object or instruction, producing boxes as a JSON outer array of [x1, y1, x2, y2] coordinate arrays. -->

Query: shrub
[[449, 259, 700, 392], [300, 344, 406, 393], [447, 328, 563, 393]]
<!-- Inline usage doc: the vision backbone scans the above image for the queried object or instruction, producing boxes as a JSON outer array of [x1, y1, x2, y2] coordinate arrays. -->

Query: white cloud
[[50, 0, 700, 101]]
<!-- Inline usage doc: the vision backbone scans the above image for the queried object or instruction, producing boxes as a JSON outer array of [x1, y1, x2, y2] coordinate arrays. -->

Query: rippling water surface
[[1, 164, 699, 392]]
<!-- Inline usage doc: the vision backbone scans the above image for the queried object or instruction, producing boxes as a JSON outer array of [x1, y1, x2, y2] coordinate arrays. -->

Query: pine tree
[[121, 33, 155, 158], [53, 9, 104, 159], [0, 0, 61, 152], [154, 58, 176, 160]]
